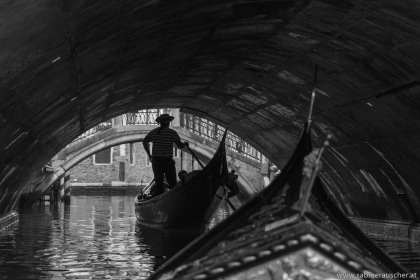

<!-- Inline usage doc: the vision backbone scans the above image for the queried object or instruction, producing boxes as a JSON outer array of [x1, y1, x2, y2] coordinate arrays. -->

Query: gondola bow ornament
[[147, 66, 408, 280]]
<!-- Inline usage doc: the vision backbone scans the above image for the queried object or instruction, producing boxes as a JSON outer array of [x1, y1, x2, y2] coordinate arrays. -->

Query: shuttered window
[[94, 147, 112, 164]]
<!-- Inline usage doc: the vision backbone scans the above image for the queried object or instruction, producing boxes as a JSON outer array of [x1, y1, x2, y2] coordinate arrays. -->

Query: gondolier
[[136, 129, 230, 228], [143, 113, 189, 197]]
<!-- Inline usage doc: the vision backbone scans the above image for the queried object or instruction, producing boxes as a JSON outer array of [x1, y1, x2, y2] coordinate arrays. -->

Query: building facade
[[69, 142, 197, 186]]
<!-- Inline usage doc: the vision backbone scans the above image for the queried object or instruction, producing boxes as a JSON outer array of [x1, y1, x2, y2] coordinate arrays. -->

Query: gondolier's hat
[[155, 113, 174, 124]]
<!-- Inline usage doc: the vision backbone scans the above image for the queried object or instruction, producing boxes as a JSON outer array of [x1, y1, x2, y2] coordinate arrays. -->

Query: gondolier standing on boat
[[143, 113, 189, 197]]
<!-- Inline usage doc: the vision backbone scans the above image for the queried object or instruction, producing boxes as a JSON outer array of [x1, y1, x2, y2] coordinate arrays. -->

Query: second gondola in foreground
[[147, 121, 408, 279]]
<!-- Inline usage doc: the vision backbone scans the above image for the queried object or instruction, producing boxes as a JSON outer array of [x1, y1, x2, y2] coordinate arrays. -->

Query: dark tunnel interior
[[0, 0, 419, 224]]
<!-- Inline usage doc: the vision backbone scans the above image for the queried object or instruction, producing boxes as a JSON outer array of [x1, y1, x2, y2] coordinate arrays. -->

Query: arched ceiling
[[1, 0, 420, 218]]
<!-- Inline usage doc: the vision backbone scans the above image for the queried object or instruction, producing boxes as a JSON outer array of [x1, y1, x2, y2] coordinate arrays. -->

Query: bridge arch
[[1, 0, 420, 230], [27, 125, 262, 206]]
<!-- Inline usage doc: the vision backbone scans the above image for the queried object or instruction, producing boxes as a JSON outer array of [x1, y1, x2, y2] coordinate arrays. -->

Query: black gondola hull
[[135, 182, 223, 228], [147, 123, 409, 280], [135, 130, 230, 228]]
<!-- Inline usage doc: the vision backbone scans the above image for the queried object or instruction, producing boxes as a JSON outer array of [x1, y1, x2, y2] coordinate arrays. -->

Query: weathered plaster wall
[[69, 143, 194, 185], [66, 140, 265, 202]]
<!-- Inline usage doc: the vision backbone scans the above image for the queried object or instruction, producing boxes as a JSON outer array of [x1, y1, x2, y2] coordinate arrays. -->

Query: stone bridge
[[2, 0, 420, 238], [24, 125, 265, 206]]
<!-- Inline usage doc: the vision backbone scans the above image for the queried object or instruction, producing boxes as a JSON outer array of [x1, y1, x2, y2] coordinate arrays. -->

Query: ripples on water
[[0, 196, 203, 279], [0, 195, 419, 279]]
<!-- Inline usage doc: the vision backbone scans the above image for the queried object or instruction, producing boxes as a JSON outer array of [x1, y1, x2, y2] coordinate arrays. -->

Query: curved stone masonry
[[24, 125, 263, 207], [0, 0, 420, 229]]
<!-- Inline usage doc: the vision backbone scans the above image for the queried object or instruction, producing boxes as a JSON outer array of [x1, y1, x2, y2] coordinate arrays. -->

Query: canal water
[[0, 195, 419, 279]]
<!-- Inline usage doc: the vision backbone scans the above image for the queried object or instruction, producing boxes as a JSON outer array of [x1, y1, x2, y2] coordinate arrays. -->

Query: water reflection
[[0, 196, 203, 279], [0, 196, 418, 279]]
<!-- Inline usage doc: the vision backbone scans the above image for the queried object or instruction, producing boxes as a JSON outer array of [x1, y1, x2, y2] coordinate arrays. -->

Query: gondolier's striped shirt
[[143, 127, 180, 157]]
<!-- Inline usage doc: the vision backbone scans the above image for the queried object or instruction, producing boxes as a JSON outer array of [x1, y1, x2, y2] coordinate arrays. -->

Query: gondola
[[147, 114, 409, 277], [135, 130, 231, 228]]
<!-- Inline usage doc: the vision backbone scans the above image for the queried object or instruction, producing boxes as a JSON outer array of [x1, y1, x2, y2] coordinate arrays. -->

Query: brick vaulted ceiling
[[0, 0, 420, 219]]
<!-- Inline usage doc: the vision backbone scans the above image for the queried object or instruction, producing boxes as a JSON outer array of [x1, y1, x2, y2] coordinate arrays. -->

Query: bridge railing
[[69, 109, 170, 145], [69, 121, 113, 145], [69, 109, 262, 162], [179, 113, 262, 161], [122, 109, 172, 125]]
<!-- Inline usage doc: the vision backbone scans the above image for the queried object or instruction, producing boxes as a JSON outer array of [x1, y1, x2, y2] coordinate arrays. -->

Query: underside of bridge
[[0, 0, 419, 222]]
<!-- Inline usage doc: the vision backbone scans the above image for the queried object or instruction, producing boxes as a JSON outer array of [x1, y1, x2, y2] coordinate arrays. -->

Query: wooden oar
[[187, 146, 237, 211], [187, 146, 205, 169], [142, 178, 155, 195]]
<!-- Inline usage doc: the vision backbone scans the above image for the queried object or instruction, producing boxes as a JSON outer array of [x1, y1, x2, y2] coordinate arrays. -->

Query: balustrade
[[179, 112, 262, 161], [70, 121, 112, 145], [123, 109, 172, 125], [69, 109, 261, 162]]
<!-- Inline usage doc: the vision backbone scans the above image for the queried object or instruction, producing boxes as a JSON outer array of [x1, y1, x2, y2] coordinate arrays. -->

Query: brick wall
[[69, 143, 195, 184], [68, 142, 264, 196]]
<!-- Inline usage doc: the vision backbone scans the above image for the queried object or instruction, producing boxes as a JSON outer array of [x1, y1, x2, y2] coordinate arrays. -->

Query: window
[[119, 162, 125, 181], [120, 144, 126, 156], [129, 143, 135, 164], [94, 147, 112, 165]]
